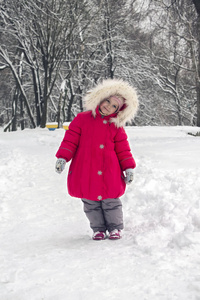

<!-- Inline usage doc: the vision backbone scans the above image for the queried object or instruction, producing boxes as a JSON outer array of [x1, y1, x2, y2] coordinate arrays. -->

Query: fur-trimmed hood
[[83, 78, 139, 127]]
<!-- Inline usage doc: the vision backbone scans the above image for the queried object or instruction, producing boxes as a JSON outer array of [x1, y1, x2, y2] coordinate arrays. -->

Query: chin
[[102, 108, 109, 115]]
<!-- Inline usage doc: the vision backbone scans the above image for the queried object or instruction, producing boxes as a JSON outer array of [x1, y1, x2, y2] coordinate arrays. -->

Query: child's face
[[99, 96, 119, 116]]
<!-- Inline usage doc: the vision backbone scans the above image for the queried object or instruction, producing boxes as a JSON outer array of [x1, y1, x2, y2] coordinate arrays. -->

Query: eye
[[106, 99, 110, 103], [113, 105, 117, 109]]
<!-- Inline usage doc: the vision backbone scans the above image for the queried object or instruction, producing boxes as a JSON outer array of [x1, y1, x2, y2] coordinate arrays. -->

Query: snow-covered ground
[[1, 126, 200, 300]]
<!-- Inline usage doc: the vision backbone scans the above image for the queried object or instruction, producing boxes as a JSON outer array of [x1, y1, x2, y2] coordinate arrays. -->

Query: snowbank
[[0, 126, 200, 300]]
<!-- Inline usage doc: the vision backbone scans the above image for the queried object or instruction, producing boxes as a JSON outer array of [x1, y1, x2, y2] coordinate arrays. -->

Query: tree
[[0, 0, 92, 128], [1, 0, 199, 129], [138, 0, 198, 125], [0, 46, 36, 130], [191, 0, 200, 126]]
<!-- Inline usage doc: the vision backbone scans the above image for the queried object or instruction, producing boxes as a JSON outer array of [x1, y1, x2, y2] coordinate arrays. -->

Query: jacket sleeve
[[55, 114, 81, 162], [114, 127, 136, 171]]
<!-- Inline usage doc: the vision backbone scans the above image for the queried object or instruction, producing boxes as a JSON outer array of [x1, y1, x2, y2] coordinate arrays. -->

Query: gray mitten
[[124, 168, 134, 185], [55, 158, 66, 174]]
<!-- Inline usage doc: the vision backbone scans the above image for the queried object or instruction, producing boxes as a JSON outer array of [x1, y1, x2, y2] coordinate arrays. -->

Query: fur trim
[[83, 79, 139, 127]]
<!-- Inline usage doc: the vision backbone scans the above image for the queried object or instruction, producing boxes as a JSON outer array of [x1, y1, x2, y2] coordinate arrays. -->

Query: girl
[[55, 78, 139, 240]]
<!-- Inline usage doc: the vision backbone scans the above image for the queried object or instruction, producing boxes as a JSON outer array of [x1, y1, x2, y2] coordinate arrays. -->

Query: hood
[[83, 78, 139, 127]]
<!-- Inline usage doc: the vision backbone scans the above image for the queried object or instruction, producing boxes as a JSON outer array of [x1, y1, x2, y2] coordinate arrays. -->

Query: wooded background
[[0, 0, 200, 131]]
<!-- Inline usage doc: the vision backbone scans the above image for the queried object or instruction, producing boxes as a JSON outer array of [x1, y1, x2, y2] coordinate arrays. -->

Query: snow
[[0, 126, 200, 300]]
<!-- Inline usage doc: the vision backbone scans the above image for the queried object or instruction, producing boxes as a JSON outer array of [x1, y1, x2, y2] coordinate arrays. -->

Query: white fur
[[83, 79, 139, 127]]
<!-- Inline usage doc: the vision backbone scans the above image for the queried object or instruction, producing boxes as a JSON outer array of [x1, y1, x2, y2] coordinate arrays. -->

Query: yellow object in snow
[[63, 122, 70, 130], [46, 122, 58, 131]]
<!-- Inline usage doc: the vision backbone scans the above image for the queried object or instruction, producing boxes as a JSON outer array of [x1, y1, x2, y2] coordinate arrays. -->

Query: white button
[[99, 144, 104, 149], [98, 171, 102, 175], [97, 195, 102, 200], [103, 120, 107, 124]]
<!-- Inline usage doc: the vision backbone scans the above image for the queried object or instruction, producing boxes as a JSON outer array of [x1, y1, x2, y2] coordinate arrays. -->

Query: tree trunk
[[32, 68, 42, 126], [20, 94, 25, 130], [11, 88, 18, 131], [197, 19, 200, 127], [104, 0, 114, 79], [56, 92, 63, 128], [192, 0, 200, 126], [0, 48, 36, 129], [40, 69, 49, 128], [40, 95, 48, 128], [66, 79, 74, 121]]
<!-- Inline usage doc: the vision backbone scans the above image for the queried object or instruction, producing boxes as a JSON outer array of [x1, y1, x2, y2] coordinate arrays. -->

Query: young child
[[55, 78, 139, 240]]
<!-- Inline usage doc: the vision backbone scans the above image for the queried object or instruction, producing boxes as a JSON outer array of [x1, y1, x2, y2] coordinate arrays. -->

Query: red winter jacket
[[56, 107, 136, 201]]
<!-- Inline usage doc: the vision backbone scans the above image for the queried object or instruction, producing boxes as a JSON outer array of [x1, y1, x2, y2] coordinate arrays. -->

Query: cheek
[[111, 107, 117, 113], [99, 103, 103, 110], [100, 101, 106, 108]]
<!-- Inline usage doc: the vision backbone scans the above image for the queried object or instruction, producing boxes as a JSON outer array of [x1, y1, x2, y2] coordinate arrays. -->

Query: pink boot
[[109, 229, 121, 240], [92, 231, 106, 240]]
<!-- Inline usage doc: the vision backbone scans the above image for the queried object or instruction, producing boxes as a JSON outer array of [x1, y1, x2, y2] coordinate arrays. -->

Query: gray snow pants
[[82, 198, 124, 233]]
